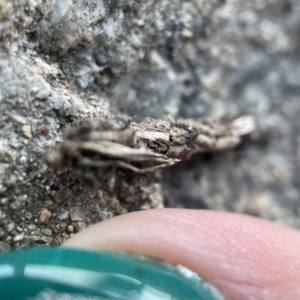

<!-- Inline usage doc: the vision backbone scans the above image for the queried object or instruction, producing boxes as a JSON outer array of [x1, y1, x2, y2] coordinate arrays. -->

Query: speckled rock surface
[[0, 0, 300, 249]]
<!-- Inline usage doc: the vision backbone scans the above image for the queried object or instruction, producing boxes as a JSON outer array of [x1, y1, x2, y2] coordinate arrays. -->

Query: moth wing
[[75, 141, 174, 162]]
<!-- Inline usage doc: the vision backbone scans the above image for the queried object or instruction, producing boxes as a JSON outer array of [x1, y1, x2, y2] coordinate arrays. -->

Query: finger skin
[[64, 209, 300, 300]]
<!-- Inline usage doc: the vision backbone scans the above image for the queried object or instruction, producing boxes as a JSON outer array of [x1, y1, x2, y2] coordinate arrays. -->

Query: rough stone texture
[[0, 0, 300, 249]]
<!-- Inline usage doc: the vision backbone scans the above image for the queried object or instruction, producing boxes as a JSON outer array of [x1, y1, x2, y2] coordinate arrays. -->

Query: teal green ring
[[0, 247, 225, 299]]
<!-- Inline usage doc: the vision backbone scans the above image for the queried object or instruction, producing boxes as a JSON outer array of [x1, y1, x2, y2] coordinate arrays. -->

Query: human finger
[[64, 209, 300, 300]]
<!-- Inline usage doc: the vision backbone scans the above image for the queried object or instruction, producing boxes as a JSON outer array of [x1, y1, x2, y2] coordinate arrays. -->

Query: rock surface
[[0, 0, 300, 249]]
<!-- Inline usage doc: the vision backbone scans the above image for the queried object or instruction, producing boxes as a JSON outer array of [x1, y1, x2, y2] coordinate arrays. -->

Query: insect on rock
[[44, 114, 257, 188]]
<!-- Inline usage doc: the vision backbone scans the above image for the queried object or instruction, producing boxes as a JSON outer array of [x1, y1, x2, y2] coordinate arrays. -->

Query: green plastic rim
[[0, 247, 225, 299]]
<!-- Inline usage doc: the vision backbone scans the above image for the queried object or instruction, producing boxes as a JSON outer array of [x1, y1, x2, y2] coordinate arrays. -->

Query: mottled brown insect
[[44, 114, 257, 178]]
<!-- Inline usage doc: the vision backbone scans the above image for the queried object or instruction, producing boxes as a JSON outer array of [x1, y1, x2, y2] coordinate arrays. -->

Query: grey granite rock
[[0, 0, 300, 249]]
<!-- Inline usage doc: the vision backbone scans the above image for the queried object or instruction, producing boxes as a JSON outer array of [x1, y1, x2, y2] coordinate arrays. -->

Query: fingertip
[[64, 209, 300, 299]]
